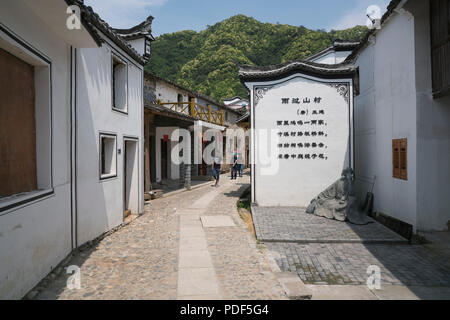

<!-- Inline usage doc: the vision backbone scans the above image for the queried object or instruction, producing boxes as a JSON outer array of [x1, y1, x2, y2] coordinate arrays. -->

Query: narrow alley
[[29, 173, 286, 300]]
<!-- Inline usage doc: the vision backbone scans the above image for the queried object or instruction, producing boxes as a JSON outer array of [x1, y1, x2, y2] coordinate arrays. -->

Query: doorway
[[161, 139, 168, 180], [124, 138, 139, 219]]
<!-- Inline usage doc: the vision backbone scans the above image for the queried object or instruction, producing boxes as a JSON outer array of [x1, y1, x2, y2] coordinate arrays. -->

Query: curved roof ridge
[[239, 59, 356, 82], [65, 0, 153, 64]]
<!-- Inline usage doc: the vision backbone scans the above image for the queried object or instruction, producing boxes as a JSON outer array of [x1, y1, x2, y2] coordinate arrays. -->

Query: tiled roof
[[145, 71, 242, 115], [305, 40, 360, 62], [236, 112, 249, 123], [64, 0, 153, 65], [239, 60, 357, 82], [112, 16, 155, 41]]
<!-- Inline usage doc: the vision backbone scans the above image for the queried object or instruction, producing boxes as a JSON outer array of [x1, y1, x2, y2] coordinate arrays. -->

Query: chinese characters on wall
[[277, 96, 328, 160]]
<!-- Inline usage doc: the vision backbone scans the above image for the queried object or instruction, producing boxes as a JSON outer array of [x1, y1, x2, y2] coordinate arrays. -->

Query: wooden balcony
[[157, 98, 224, 126]]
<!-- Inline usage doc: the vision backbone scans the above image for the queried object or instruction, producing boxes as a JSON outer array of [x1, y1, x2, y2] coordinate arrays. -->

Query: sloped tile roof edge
[[236, 112, 249, 123], [345, 0, 402, 63], [145, 71, 242, 115], [64, 0, 151, 65], [238, 60, 357, 82], [305, 39, 360, 62]]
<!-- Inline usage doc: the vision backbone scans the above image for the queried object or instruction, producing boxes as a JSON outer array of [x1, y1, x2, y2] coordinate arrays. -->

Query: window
[[112, 54, 128, 113], [430, 0, 450, 98], [144, 38, 151, 57], [0, 48, 36, 197], [100, 133, 117, 180], [393, 139, 407, 180], [0, 34, 52, 209]]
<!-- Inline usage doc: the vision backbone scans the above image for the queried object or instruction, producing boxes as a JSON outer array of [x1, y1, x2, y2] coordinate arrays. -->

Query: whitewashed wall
[[311, 50, 353, 65], [354, 10, 418, 229], [407, 0, 450, 231], [248, 74, 354, 207], [0, 1, 73, 299], [156, 80, 191, 103], [76, 39, 144, 246]]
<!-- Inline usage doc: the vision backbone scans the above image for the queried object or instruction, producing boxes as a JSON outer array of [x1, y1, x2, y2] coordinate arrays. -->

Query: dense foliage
[[146, 15, 368, 101]]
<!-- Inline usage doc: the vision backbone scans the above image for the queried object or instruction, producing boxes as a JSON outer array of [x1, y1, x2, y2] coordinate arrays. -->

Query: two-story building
[[143, 72, 242, 194], [0, 0, 152, 299], [349, 0, 450, 233]]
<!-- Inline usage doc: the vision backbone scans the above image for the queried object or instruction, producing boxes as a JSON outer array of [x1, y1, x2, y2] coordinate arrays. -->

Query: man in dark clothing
[[212, 157, 222, 187], [231, 152, 238, 180]]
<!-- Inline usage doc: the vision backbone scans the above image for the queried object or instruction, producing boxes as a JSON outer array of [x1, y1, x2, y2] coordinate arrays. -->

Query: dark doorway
[[161, 139, 168, 180], [123, 139, 138, 219]]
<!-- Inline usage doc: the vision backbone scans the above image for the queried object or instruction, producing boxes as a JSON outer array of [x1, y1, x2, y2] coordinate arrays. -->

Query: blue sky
[[85, 0, 390, 36]]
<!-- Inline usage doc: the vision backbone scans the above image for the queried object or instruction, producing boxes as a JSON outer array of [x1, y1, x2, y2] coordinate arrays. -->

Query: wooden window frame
[[393, 138, 407, 180]]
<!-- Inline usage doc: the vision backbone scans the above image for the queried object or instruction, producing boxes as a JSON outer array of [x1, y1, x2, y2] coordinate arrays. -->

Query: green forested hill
[[145, 15, 368, 101]]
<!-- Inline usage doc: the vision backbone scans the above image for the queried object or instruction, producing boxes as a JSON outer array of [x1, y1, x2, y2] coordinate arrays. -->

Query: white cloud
[[329, 0, 390, 30], [84, 0, 167, 28]]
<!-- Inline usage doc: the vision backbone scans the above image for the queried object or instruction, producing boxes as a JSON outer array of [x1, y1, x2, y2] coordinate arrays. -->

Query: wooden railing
[[157, 98, 224, 126]]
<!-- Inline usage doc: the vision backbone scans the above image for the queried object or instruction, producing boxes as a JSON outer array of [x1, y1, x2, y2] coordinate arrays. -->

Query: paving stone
[[201, 215, 236, 228], [177, 268, 220, 296], [179, 250, 214, 269], [252, 206, 407, 243], [306, 285, 377, 300], [178, 294, 222, 300], [179, 237, 208, 251], [267, 242, 450, 287], [180, 227, 205, 239]]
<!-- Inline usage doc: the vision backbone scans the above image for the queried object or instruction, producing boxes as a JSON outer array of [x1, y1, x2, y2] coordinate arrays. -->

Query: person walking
[[212, 157, 221, 187], [231, 151, 238, 180]]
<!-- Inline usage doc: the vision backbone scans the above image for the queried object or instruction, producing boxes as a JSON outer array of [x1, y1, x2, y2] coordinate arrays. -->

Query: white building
[[350, 0, 450, 232], [223, 96, 249, 113], [143, 72, 242, 190], [0, 0, 152, 299], [306, 40, 360, 65]]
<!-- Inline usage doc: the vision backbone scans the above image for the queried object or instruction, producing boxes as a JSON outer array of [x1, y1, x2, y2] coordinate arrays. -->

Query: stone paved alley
[[30, 174, 286, 300], [29, 172, 450, 300]]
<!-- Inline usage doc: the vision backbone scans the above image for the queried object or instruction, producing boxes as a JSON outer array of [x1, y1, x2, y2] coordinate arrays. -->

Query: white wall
[[76, 39, 144, 246], [354, 10, 418, 229], [311, 50, 353, 65], [407, 0, 450, 231], [128, 38, 145, 56], [0, 0, 73, 299], [76, 40, 143, 245], [248, 74, 354, 207]]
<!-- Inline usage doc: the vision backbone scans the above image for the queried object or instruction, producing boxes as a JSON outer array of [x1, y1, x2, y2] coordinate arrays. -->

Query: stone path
[[27, 172, 450, 300], [30, 173, 286, 300], [255, 207, 450, 293], [267, 242, 450, 286], [252, 206, 407, 243]]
